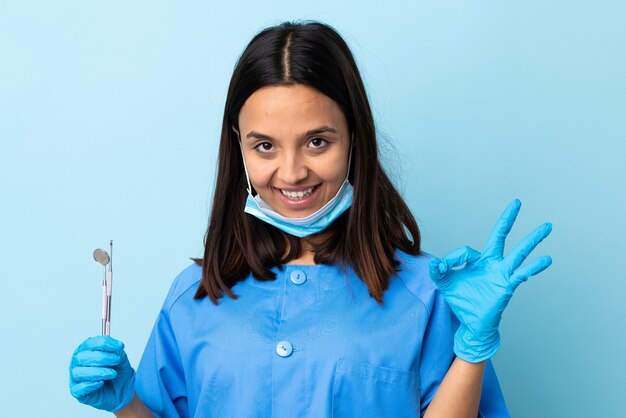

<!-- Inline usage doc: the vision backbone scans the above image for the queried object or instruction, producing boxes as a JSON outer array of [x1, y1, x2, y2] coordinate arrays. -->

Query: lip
[[274, 184, 322, 211]]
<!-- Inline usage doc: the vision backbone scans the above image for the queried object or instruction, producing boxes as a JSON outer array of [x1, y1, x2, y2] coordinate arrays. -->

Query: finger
[[509, 255, 553, 288], [70, 381, 104, 399], [74, 350, 122, 367], [74, 336, 124, 355], [71, 366, 118, 382], [435, 246, 481, 276], [503, 222, 553, 275], [440, 246, 481, 270], [482, 199, 522, 260], [429, 257, 443, 279]]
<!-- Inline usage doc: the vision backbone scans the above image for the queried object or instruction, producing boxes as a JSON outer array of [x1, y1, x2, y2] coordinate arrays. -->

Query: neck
[[284, 233, 327, 265], [285, 250, 316, 265]]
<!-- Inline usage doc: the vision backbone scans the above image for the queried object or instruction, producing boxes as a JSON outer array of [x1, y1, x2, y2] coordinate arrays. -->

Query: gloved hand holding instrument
[[429, 199, 553, 363], [69, 241, 136, 412], [69, 335, 136, 412]]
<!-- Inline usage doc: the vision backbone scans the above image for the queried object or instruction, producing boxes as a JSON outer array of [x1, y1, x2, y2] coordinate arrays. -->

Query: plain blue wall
[[1, 1, 624, 416]]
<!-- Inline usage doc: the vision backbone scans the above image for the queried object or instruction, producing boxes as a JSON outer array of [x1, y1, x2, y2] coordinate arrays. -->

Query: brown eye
[[255, 142, 273, 152], [309, 138, 328, 148]]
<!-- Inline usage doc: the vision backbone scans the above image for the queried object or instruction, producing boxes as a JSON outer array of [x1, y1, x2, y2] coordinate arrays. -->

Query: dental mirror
[[93, 248, 110, 266]]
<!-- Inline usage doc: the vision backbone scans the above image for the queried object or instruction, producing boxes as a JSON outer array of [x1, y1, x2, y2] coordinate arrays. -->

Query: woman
[[69, 21, 552, 417]]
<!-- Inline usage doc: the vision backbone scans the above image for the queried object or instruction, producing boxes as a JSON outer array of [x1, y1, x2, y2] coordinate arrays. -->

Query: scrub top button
[[290, 270, 307, 285], [276, 341, 293, 358]]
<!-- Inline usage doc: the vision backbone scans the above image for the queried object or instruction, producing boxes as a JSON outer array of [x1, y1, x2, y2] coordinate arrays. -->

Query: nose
[[277, 152, 308, 185]]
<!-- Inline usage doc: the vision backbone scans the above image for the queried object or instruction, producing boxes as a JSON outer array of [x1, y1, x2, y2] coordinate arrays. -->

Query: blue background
[[1, 1, 624, 416]]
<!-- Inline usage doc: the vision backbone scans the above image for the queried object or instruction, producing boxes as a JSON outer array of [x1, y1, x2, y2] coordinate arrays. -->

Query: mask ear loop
[[346, 132, 354, 182], [235, 130, 253, 195]]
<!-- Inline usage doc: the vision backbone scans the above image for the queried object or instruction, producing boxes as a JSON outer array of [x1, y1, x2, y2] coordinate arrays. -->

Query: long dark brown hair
[[193, 21, 421, 304]]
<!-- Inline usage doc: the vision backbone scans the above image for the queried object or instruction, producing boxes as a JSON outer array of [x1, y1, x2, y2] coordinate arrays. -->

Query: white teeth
[[281, 186, 315, 200]]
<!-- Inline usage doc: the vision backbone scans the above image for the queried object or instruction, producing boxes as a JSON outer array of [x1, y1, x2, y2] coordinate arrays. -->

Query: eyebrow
[[245, 126, 337, 140]]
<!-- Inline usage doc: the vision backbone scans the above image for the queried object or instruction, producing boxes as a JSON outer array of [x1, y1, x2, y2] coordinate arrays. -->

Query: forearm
[[424, 357, 485, 418], [114, 394, 155, 418]]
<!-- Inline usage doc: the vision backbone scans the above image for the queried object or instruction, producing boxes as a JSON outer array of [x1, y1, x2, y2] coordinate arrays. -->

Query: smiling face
[[236, 84, 351, 219]]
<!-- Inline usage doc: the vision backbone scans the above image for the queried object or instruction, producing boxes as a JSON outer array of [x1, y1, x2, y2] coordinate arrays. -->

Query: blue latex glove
[[429, 199, 553, 363], [69, 335, 136, 412]]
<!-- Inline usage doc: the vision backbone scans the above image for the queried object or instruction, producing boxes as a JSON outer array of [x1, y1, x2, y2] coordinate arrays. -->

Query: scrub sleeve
[[136, 291, 190, 417]]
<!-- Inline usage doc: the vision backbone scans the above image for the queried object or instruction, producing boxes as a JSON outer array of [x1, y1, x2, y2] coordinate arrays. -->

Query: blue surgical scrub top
[[136, 251, 510, 417]]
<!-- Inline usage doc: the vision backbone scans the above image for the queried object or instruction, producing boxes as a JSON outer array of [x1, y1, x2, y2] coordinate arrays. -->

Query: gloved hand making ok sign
[[429, 199, 553, 363]]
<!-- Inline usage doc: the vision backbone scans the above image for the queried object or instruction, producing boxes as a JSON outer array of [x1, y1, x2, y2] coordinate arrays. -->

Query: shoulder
[[161, 262, 202, 312], [393, 249, 440, 313]]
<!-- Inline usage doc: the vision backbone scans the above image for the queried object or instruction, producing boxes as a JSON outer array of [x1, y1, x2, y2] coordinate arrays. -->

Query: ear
[[231, 125, 240, 137]]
